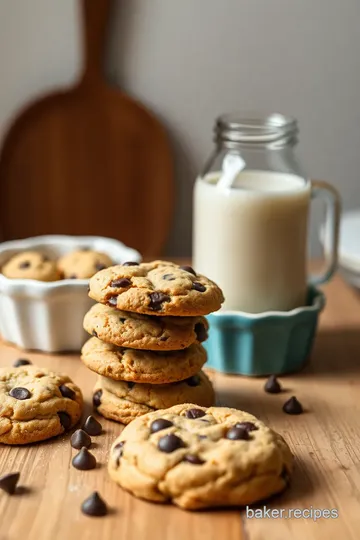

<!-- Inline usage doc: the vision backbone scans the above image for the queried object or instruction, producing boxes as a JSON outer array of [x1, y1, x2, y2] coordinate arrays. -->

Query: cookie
[[57, 249, 113, 279], [108, 404, 293, 510], [0, 366, 83, 445], [93, 371, 215, 424], [81, 337, 206, 384], [88, 260, 224, 316], [2, 251, 60, 281], [83, 303, 208, 350]]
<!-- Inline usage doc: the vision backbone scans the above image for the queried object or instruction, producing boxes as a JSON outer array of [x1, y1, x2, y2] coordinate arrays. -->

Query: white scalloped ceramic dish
[[0, 235, 142, 352]]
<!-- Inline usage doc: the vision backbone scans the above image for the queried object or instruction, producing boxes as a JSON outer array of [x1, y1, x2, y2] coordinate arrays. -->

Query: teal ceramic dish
[[204, 286, 325, 376]]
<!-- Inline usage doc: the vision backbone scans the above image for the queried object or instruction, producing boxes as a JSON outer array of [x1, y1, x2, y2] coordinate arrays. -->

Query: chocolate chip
[[93, 390, 102, 408], [59, 384, 76, 400], [149, 291, 171, 311], [192, 282, 206, 292], [81, 491, 108, 517], [235, 422, 258, 432], [264, 375, 282, 394], [72, 447, 97, 470], [83, 415, 102, 435], [195, 322, 208, 342], [107, 296, 118, 307], [183, 454, 204, 465], [9, 387, 31, 400], [92, 330, 98, 337], [185, 374, 201, 387], [283, 396, 303, 415], [180, 265, 196, 276], [119, 317, 126, 323], [162, 273, 175, 280], [95, 263, 107, 271], [226, 426, 250, 440], [185, 408, 205, 419], [123, 261, 139, 266], [69, 274, 77, 279], [19, 261, 30, 269], [127, 381, 135, 389], [150, 418, 173, 433], [158, 434, 185, 453], [58, 412, 72, 430], [114, 441, 125, 466], [110, 278, 131, 288], [0, 472, 20, 495], [13, 358, 31, 367], [71, 429, 91, 449], [160, 336, 169, 341]]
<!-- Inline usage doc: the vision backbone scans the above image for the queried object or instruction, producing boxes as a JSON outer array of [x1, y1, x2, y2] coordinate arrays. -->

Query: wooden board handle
[[80, 0, 111, 86]]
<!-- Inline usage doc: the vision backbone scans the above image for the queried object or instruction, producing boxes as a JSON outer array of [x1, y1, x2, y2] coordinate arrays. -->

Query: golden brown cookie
[[0, 366, 83, 444], [2, 251, 60, 281], [108, 404, 293, 510], [81, 337, 207, 384], [93, 371, 215, 424], [57, 249, 113, 279], [88, 261, 224, 316], [83, 303, 208, 350]]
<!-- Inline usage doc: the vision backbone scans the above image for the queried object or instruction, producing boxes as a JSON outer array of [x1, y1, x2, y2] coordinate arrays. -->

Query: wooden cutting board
[[0, 0, 173, 257]]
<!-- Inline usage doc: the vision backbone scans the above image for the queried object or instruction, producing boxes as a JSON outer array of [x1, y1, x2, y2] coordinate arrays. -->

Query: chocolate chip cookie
[[0, 366, 83, 444], [93, 371, 215, 424], [108, 403, 293, 510], [81, 337, 207, 384], [2, 251, 60, 281], [57, 249, 113, 279], [88, 261, 224, 316], [83, 303, 208, 350]]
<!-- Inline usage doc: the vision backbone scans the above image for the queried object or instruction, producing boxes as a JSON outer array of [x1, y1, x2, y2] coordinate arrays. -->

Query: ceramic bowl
[[0, 235, 141, 352], [204, 286, 325, 376]]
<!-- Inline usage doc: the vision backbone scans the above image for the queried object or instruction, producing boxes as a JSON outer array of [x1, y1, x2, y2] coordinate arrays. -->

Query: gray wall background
[[1, 0, 360, 256]]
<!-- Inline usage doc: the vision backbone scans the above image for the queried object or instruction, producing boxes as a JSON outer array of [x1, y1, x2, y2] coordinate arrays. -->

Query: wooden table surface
[[1, 274, 360, 540]]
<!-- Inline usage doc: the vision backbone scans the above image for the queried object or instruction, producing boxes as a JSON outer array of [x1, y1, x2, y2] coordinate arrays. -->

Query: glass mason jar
[[193, 113, 340, 313]]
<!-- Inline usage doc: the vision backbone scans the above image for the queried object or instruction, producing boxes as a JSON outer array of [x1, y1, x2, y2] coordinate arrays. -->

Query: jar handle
[[309, 180, 341, 285]]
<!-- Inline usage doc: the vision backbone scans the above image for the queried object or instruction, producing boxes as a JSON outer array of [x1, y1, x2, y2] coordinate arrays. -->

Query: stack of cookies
[[81, 261, 224, 424]]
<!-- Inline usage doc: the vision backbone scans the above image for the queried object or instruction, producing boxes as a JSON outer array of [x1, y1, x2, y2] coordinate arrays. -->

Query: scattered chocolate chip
[[107, 296, 118, 307], [59, 384, 76, 400], [183, 454, 204, 465], [9, 387, 31, 400], [162, 273, 175, 281], [0, 472, 20, 495], [95, 263, 106, 271], [92, 329, 98, 337], [110, 278, 131, 288], [185, 408, 205, 419], [235, 422, 258, 432], [93, 390, 102, 408], [149, 291, 171, 311], [195, 322, 208, 342], [114, 441, 125, 466], [158, 434, 185, 453], [160, 336, 169, 342], [127, 381, 135, 389], [58, 412, 72, 430], [283, 396, 303, 415], [13, 358, 31, 367], [180, 265, 196, 276], [72, 447, 97, 470], [71, 429, 91, 449], [123, 261, 139, 266], [264, 375, 282, 394], [192, 282, 206, 292], [19, 261, 30, 269], [83, 415, 102, 436], [81, 491, 108, 517], [226, 426, 250, 440], [119, 317, 126, 323], [185, 374, 201, 387], [69, 274, 77, 279], [150, 418, 173, 433]]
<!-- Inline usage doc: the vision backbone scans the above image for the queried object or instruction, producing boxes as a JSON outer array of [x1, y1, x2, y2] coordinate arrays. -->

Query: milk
[[193, 170, 311, 313]]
